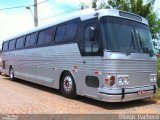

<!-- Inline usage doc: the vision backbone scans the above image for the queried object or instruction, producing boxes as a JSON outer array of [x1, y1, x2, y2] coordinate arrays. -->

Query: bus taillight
[[105, 76, 115, 86], [110, 76, 115, 86]]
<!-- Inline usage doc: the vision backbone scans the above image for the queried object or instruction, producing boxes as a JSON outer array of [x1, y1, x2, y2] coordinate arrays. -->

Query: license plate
[[137, 90, 146, 95]]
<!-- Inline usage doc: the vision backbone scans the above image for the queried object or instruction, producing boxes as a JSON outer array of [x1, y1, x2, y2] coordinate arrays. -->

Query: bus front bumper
[[98, 85, 156, 102]]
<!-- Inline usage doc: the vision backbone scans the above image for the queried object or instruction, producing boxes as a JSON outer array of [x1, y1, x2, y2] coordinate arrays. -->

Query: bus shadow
[[4, 77, 61, 96], [3, 77, 158, 110], [75, 96, 157, 110]]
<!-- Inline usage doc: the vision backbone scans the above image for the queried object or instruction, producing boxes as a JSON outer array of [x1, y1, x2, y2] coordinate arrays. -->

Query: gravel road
[[0, 76, 160, 114]]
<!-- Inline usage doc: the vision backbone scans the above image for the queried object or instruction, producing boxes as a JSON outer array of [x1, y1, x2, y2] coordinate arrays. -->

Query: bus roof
[[2, 9, 148, 43]]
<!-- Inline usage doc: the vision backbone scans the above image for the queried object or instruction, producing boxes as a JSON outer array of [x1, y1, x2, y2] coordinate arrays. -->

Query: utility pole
[[34, 0, 38, 27]]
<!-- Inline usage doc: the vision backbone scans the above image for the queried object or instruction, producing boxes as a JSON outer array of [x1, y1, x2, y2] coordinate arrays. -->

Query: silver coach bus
[[1, 9, 157, 102]]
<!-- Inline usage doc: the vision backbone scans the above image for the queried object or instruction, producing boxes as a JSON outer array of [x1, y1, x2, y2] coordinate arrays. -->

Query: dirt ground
[[0, 75, 160, 114]]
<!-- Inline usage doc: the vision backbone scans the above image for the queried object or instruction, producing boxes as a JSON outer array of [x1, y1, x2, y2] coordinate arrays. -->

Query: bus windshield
[[100, 17, 154, 55]]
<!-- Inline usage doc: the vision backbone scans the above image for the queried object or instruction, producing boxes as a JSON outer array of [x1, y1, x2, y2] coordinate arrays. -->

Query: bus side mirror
[[89, 26, 97, 42]]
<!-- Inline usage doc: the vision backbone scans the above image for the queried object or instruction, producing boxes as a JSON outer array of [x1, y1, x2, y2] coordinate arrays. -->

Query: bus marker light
[[95, 72, 102, 75], [73, 66, 78, 68], [53, 68, 57, 70], [72, 70, 78, 72]]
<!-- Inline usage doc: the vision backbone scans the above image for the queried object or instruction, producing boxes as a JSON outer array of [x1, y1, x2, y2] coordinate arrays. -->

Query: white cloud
[[54, 0, 72, 4], [154, 0, 160, 14], [0, 0, 61, 45], [37, 0, 55, 19], [0, 0, 91, 46], [54, 0, 80, 6], [54, 0, 93, 8], [0, 11, 33, 43], [37, 0, 65, 24]]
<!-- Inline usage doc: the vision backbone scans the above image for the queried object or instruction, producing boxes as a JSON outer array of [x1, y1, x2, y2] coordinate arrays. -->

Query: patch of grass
[[152, 58, 160, 100], [154, 88, 160, 100], [157, 58, 160, 87], [157, 71, 160, 87], [157, 58, 160, 70]]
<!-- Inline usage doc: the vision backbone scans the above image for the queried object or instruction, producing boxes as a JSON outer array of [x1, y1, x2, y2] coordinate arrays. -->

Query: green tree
[[130, 0, 153, 17], [108, 0, 130, 11], [80, 3, 89, 10], [92, 0, 97, 8], [147, 11, 160, 39]]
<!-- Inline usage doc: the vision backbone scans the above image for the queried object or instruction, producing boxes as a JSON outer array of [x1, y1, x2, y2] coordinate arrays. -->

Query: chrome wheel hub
[[63, 76, 73, 92]]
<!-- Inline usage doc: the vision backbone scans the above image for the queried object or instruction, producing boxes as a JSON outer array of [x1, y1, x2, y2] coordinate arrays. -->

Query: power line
[[38, 2, 92, 22], [0, 0, 49, 11], [0, 1, 92, 24], [0, 8, 77, 24], [0, 5, 27, 10], [0, 8, 79, 24], [33, 0, 50, 6], [38, 8, 79, 21]]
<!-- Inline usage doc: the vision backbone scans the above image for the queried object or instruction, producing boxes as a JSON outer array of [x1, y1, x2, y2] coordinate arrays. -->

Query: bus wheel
[[9, 67, 15, 80], [60, 72, 77, 98]]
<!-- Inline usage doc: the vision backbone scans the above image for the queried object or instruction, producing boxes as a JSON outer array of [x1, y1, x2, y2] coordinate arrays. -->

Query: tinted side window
[[37, 31, 45, 45], [30, 33, 37, 46], [2, 42, 9, 51], [78, 18, 103, 56], [84, 25, 100, 53], [55, 25, 66, 42], [44, 28, 54, 44], [37, 27, 55, 45], [16, 36, 25, 49], [9, 39, 16, 50], [64, 23, 78, 41], [25, 33, 37, 47]]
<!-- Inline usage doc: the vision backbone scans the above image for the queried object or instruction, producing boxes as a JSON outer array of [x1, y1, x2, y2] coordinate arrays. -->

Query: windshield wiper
[[127, 31, 135, 56]]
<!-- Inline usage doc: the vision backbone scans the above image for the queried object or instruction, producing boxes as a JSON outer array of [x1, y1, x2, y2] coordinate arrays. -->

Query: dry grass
[[154, 88, 160, 100], [156, 58, 160, 100]]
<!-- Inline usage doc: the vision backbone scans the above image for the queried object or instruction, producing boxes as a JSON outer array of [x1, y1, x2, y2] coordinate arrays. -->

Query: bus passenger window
[[9, 39, 16, 50], [16, 36, 25, 49], [2, 41, 9, 52], [37, 31, 45, 45], [25, 33, 37, 47], [64, 23, 77, 41], [30, 33, 37, 46], [55, 25, 66, 42], [37, 28, 54, 46], [44, 28, 53, 44]]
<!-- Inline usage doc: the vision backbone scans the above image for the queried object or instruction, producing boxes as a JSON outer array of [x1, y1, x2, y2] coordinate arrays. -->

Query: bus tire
[[9, 67, 15, 80], [60, 72, 77, 98]]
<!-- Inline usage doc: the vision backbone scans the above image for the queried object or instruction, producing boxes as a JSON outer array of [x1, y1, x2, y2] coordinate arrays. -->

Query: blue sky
[[0, 0, 84, 45], [0, 0, 81, 24], [0, 0, 159, 46]]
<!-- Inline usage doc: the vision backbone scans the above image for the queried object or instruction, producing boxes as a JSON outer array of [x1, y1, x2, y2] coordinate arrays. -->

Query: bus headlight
[[118, 77, 123, 85], [150, 74, 157, 82], [117, 75, 129, 85], [123, 77, 129, 85]]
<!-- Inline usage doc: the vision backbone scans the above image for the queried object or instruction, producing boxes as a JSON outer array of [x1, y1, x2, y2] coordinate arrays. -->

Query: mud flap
[[121, 88, 125, 100]]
